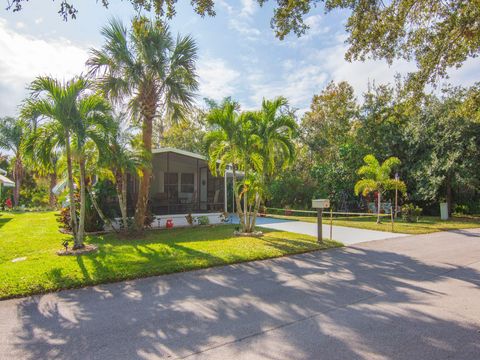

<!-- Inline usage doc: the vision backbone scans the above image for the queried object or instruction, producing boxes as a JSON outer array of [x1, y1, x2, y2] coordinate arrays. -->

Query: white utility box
[[440, 202, 449, 220]]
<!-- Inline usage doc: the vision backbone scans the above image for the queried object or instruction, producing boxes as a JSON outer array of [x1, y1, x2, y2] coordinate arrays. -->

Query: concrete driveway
[[1, 229, 479, 359], [234, 216, 408, 244]]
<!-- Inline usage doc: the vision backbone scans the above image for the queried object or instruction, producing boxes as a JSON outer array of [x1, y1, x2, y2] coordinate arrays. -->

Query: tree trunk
[[377, 191, 382, 224], [13, 156, 22, 207], [249, 193, 262, 232], [88, 187, 117, 233], [117, 171, 128, 231], [232, 168, 245, 231], [65, 132, 78, 240], [134, 103, 154, 231], [49, 172, 57, 208], [446, 173, 452, 216], [75, 157, 86, 249]]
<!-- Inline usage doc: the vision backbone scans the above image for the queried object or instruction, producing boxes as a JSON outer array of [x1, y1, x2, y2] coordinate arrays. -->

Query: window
[[164, 173, 178, 200], [181, 173, 194, 193]]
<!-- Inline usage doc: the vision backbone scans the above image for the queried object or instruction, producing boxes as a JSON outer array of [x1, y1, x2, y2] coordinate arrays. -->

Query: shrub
[[401, 203, 422, 223], [453, 204, 469, 216], [197, 216, 209, 225]]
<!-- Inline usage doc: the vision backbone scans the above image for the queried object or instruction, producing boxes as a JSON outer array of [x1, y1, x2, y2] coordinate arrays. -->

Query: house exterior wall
[[126, 150, 226, 216], [111, 212, 225, 230]]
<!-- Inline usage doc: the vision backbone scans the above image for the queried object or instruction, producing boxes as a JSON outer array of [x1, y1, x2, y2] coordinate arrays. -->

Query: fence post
[[317, 209, 323, 244], [391, 209, 394, 232], [330, 208, 333, 241]]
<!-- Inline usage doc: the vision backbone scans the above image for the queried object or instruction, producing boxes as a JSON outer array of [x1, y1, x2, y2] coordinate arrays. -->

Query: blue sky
[[0, 0, 478, 117]]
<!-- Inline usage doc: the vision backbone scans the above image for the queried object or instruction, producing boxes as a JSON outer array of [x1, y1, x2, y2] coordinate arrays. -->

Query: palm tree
[[87, 17, 198, 230], [354, 154, 406, 223], [205, 99, 249, 231], [101, 113, 145, 231], [73, 93, 113, 242], [21, 76, 111, 248], [0, 117, 24, 207], [250, 97, 297, 229]]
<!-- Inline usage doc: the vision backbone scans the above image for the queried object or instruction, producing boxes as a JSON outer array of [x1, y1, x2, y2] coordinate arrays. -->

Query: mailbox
[[312, 199, 330, 209]]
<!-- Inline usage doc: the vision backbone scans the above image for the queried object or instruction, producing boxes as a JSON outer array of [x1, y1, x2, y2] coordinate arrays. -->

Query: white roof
[[152, 147, 207, 161], [0, 174, 14, 187]]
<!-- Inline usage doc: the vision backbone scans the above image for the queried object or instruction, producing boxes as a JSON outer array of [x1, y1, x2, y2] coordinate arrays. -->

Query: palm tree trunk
[[13, 156, 22, 207], [249, 193, 261, 232], [65, 132, 78, 240], [117, 171, 128, 231], [232, 168, 245, 231], [134, 112, 153, 230], [88, 187, 117, 233], [377, 191, 382, 224], [49, 172, 57, 208], [76, 157, 87, 249]]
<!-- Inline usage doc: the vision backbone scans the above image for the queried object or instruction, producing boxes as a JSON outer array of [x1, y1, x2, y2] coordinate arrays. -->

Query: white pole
[[224, 172, 227, 213]]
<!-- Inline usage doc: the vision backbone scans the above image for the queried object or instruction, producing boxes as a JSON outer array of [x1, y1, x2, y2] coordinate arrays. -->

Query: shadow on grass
[[0, 215, 12, 229], [9, 235, 480, 360]]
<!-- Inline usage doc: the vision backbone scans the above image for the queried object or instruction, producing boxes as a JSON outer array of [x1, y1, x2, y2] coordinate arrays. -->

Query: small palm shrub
[[198, 216, 210, 225], [401, 204, 422, 223]]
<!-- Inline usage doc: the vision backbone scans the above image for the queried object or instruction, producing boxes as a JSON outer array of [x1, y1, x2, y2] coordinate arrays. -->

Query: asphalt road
[[1, 229, 479, 360]]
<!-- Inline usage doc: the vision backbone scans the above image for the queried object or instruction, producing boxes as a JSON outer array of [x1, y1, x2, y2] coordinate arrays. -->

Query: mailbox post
[[312, 199, 330, 243]]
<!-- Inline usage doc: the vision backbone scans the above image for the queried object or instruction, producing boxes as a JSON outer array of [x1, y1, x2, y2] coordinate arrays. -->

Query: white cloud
[[34, 18, 44, 25], [229, 18, 261, 40], [225, 0, 262, 41], [0, 19, 89, 116], [197, 57, 240, 101], [217, 0, 234, 14], [304, 15, 330, 37], [240, 0, 257, 18], [15, 21, 25, 29], [315, 43, 417, 98], [246, 63, 328, 113]]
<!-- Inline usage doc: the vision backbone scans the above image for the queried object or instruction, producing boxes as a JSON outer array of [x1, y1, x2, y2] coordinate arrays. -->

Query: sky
[[0, 0, 479, 117]]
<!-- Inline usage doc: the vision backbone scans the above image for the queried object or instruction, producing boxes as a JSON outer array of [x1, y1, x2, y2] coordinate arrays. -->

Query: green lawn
[[268, 213, 480, 234], [0, 211, 341, 300]]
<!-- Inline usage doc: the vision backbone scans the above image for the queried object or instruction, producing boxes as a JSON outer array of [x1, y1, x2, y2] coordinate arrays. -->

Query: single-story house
[[0, 168, 15, 197], [0, 168, 15, 191], [125, 147, 239, 228]]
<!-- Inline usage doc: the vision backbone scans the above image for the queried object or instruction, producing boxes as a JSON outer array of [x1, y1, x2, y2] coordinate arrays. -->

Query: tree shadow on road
[[8, 241, 480, 360]]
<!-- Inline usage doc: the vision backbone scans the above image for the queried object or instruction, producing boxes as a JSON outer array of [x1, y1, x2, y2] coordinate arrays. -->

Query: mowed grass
[[268, 213, 480, 234], [0, 211, 341, 300]]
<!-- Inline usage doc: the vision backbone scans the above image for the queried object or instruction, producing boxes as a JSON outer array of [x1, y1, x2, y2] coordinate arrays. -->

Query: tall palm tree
[[87, 17, 198, 230], [205, 99, 249, 230], [22, 76, 88, 244], [250, 97, 297, 229], [73, 93, 113, 242], [354, 154, 406, 223], [100, 113, 145, 231], [21, 76, 111, 248], [0, 117, 24, 207]]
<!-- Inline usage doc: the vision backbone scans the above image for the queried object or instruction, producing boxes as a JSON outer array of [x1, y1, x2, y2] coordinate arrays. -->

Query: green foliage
[[88, 16, 198, 229], [161, 114, 207, 154], [453, 204, 470, 216], [197, 215, 210, 225], [401, 203, 422, 223], [205, 97, 297, 232], [404, 85, 480, 213]]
